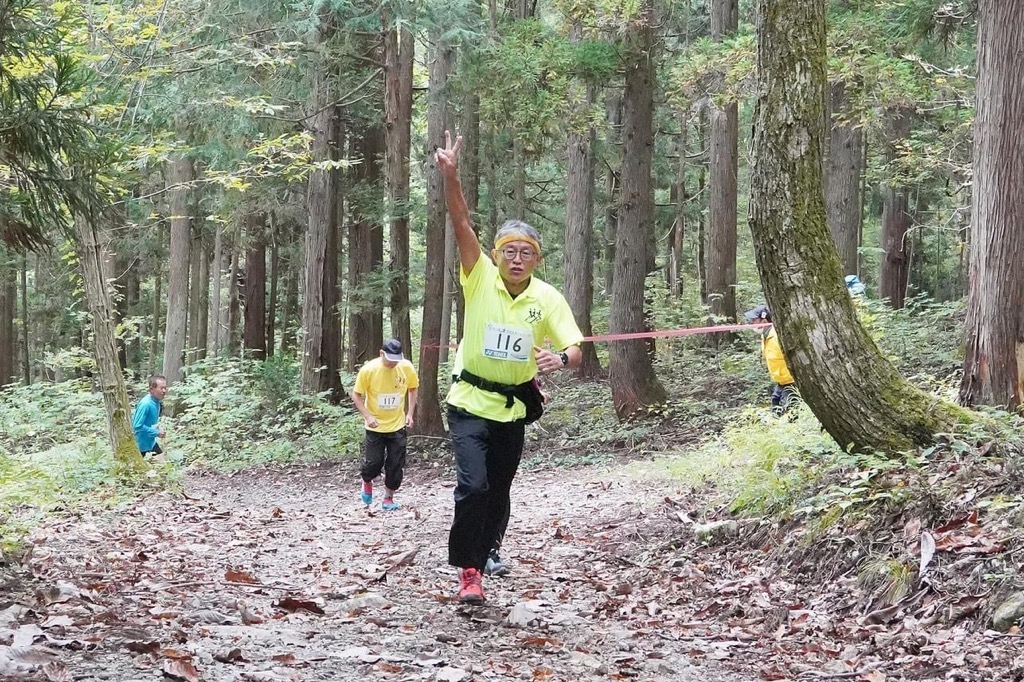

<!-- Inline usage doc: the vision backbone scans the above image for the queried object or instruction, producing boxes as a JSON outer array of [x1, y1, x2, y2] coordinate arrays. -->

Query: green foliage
[[170, 355, 363, 470], [0, 0, 109, 250], [470, 20, 575, 151], [662, 404, 842, 517]]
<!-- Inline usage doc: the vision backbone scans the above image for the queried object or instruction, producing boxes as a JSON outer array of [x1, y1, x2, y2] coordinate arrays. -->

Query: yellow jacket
[[761, 326, 794, 385]]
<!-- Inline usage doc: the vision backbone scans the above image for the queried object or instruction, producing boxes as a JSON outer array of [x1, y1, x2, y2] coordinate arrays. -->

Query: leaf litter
[[0, 457, 1019, 680]]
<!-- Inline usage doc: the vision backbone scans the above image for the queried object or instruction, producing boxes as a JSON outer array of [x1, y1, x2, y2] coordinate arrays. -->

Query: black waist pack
[[457, 370, 544, 424]]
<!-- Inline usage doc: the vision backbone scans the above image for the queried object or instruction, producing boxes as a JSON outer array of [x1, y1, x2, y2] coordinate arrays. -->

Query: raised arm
[[434, 130, 480, 275]]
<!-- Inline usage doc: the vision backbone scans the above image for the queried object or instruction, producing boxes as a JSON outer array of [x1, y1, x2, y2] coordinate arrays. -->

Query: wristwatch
[[559, 351, 569, 367]]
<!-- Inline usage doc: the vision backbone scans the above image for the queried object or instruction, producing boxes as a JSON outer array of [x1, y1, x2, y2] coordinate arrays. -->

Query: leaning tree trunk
[[162, 156, 193, 383], [959, 1, 1024, 411], [564, 20, 601, 378], [824, 80, 865, 277], [74, 213, 145, 469], [608, 0, 667, 419], [706, 0, 739, 335], [749, 0, 966, 452]]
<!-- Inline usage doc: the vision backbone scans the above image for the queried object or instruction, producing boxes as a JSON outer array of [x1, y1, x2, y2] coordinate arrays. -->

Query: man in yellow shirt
[[744, 305, 797, 415], [351, 338, 419, 511], [435, 131, 584, 604]]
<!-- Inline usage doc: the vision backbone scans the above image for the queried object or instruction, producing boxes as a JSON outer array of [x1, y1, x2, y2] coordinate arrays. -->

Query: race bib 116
[[482, 323, 532, 362]]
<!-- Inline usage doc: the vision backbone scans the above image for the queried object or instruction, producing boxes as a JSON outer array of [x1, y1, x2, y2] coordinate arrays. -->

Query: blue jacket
[[132, 394, 162, 452]]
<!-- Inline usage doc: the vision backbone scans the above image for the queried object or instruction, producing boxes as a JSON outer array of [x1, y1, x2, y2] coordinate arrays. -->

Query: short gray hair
[[494, 220, 542, 250]]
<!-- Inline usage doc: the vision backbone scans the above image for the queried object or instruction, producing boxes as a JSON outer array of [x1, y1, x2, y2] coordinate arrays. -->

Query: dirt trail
[[13, 458, 759, 682]]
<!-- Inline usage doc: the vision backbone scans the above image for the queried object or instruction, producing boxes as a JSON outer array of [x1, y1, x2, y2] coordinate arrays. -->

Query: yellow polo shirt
[[353, 357, 420, 433], [447, 253, 584, 422], [761, 326, 794, 386]]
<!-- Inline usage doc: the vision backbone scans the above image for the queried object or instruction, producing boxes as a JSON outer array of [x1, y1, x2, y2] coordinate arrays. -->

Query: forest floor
[[0, 446, 1021, 682]]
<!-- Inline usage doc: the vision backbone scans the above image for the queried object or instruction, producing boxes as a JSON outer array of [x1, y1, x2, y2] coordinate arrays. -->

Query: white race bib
[[377, 393, 401, 410], [483, 323, 532, 362]]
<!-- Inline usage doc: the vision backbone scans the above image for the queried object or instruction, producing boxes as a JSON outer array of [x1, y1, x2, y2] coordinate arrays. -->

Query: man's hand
[[405, 414, 415, 428], [434, 130, 462, 180], [158, 428, 166, 438], [534, 346, 565, 375], [365, 417, 379, 429]]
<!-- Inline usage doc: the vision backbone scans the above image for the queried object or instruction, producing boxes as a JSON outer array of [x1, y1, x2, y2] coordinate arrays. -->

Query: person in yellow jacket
[[744, 305, 797, 415]]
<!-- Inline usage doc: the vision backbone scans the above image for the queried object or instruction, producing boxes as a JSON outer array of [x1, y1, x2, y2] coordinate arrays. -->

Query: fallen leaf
[[225, 568, 259, 584], [412, 651, 445, 667], [163, 658, 200, 682], [386, 548, 419, 570], [275, 598, 325, 615], [40, 616, 73, 629], [860, 670, 886, 682], [213, 648, 245, 663], [42, 661, 69, 682], [124, 641, 161, 655], [0, 646, 58, 675], [436, 666, 469, 682], [13, 624, 44, 647], [919, 531, 936, 576]]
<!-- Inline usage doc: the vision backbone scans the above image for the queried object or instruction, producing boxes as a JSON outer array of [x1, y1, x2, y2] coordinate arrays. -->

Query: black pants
[[141, 443, 162, 456], [447, 406, 525, 571], [360, 428, 407, 491]]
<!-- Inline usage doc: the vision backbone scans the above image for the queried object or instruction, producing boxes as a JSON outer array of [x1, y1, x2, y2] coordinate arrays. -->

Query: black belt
[[455, 369, 527, 408]]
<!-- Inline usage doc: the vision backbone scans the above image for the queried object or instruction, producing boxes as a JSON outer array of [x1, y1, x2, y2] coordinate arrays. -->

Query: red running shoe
[[458, 568, 485, 605]]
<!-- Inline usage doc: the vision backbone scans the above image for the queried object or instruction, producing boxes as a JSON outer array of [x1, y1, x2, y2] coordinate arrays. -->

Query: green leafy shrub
[[169, 355, 363, 470]]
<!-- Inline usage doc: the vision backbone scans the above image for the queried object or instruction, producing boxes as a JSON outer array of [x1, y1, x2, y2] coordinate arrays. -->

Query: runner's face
[[495, 239, 540, 285], [379, 351, 399, 368], [151, 379, 168, 400]]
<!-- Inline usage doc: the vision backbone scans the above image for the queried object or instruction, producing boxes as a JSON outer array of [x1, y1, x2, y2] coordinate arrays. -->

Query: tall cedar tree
[[608, 0, 667, 418], [706, 0, 739, 335], [959, 1, 1024, 411], [415, 34, 453, 437]]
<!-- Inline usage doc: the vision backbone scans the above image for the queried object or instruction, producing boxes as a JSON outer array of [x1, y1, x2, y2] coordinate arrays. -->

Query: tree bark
[[608, 0, 667, 419], [186, 227, 207, 364], [959, 1, 1024, 411], [20, 254, 29, 383], [300, 10, 340, 396], [150, 259, 160, 374], [348, 124, 385, 370], [416, 35, 453, 437], [0, 250, 14, 387], [227, 248, 240, 353], [162, 156, 193, 383], [266, 224, 278, 357], [749, 0, 966, 452], [707, 0, 739, 335], [879, 106, 913, 309], [208, 223, 223, 357], [74, 213, 145, 469], [824, 80, 864, 276], [384, 15, 414, 355], [603, 91, 622, 297], [668, 113, 688, 298], [564, 21, 601, 378], [243, 213, 267, 359]]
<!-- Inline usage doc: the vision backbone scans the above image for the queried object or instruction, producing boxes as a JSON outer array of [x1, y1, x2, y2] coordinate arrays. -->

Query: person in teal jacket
[[132, 375, 167, 455]]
